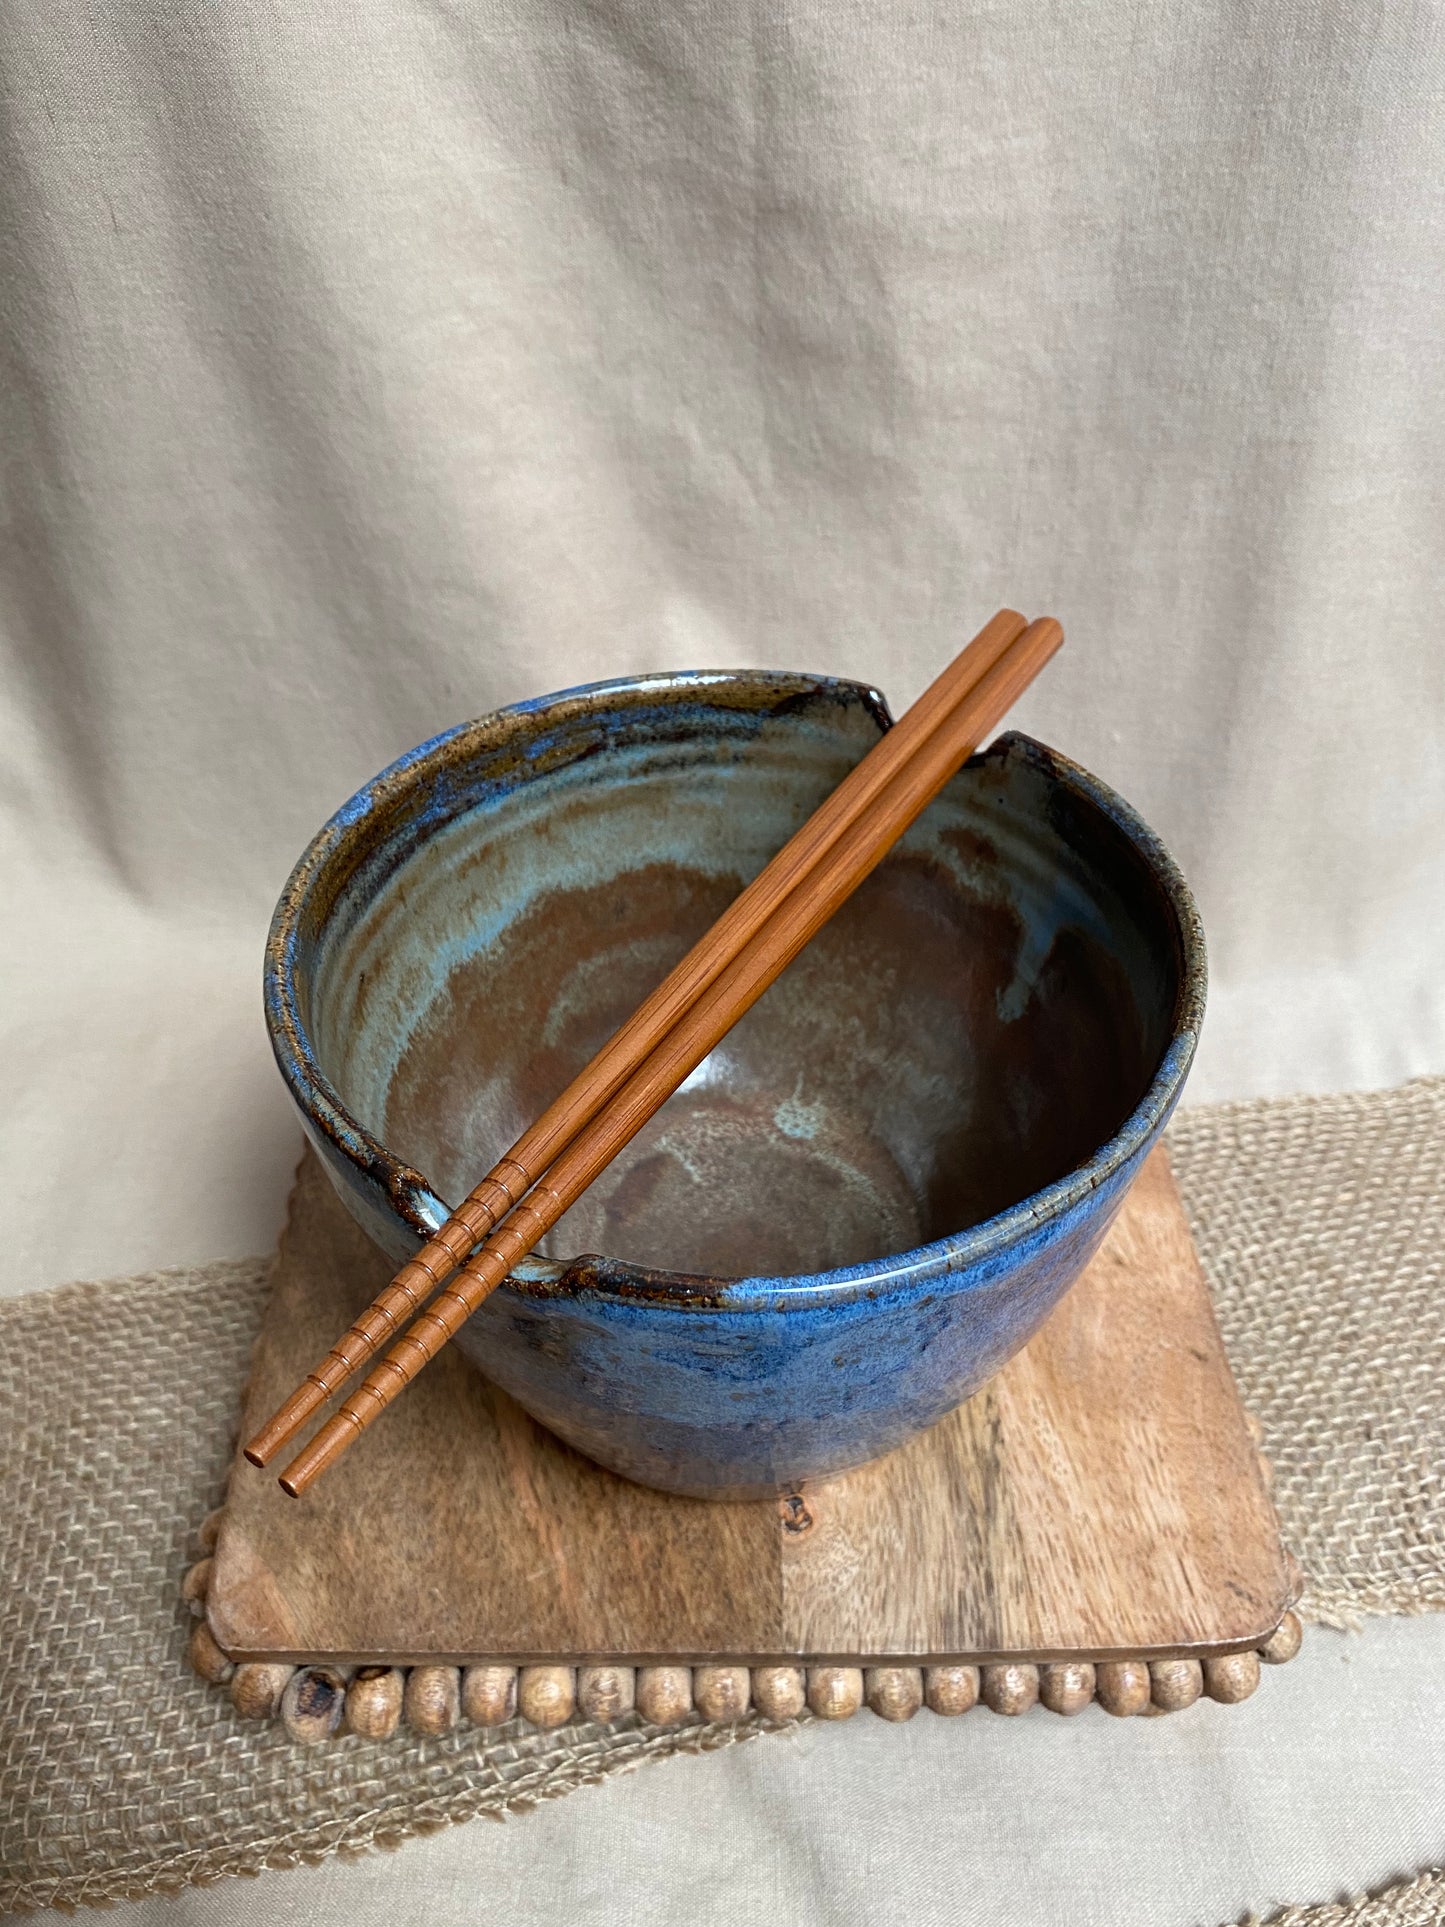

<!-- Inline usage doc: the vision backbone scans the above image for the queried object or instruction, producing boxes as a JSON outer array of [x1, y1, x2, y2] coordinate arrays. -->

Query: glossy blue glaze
[[266, 670, 1205, 1498]]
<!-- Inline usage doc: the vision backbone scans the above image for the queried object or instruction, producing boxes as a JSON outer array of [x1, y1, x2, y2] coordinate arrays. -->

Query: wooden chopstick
[[245, 608, 1029, 1469], [275, 616, 1062, 1496]]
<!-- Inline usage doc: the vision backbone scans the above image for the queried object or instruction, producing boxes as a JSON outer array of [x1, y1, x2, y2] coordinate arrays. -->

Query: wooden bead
[[345, 1666, 405, 1739], [180, 1558, 212, 1615], [576, 1666, 635, 1724], [463, 1664, 519, 1725], [1039, 1661, 1095, 1716], [1259, 1610, 1303, 1665], [693, 1665, 751, 1723], [230, 1662, 294, 1720], [751, 1666, 806, 1720], [518, 1665, 576, 1729], [281, 1665, 347, 1744], [637, 1665, 694, 1725], [1149, 1658, 1203, 1712], [196, 1507, 225, 1554], [806, 1666, 863, 1720], [1204, 1650, 1261, 1704], [404, 1665, 461, 1736], [187, 1619, 234, 1685], [1094, 1659, 1151, 1717], [864, 1667, 923, 1722], [981, 1663, 1038, 1716], [923, 1665, 980, 1715]]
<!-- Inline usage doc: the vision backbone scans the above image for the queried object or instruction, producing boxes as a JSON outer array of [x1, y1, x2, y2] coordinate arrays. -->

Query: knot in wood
[[778, 1492, 813, 1534]]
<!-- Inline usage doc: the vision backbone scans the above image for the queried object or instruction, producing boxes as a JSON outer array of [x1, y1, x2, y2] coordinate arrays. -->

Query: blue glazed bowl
[[266, 671, 1205, 1499]]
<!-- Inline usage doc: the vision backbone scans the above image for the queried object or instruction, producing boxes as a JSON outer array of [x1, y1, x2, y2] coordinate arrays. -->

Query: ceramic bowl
[[266, 670, 1205, 1498]]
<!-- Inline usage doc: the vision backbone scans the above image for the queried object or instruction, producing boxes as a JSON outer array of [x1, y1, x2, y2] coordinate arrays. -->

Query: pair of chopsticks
[[247, 609, 1063, 1496]]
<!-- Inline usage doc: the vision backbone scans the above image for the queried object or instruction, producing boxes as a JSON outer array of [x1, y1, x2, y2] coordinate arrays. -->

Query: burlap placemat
[[1234, 1870, 1445, 1927], [2, 1077, 1441, 1918], [1170, 1075, 1445, 1631]]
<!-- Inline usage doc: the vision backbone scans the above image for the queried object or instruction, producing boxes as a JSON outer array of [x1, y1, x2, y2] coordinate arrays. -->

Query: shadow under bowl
[[266, 670, 1205, 1498]]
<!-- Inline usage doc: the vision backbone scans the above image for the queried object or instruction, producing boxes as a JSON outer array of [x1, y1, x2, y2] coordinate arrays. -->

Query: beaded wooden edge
[[182, 1558, 1304, 1742], [181, 1428, 1303, 1743]]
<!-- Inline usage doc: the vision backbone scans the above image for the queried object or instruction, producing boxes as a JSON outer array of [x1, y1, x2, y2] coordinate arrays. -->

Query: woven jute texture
[[1237, 1868, 1445, 1927], [1, 1077, 1442, 1917], [1170, 1075, 1445, 1631]]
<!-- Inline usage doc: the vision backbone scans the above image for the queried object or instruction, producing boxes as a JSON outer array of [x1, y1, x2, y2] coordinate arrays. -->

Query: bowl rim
[[265, 668, 1206, 1312]]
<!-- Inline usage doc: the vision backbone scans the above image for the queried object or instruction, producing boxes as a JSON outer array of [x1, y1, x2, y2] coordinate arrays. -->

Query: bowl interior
[[304, 690, 1182, 1281]]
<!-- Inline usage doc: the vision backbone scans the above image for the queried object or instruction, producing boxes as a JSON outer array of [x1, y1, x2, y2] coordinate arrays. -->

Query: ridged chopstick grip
[[278, 617, 1062, 1496], [245, 608, 1027, 1466]]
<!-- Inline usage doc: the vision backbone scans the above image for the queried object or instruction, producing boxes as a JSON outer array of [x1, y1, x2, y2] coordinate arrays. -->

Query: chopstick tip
[[276, 1410, 354, 1497], [242, 1381, 330, 1469]]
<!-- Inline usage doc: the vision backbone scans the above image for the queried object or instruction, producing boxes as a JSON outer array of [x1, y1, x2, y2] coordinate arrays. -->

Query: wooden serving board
[[209, 1145, 1293, 1667]]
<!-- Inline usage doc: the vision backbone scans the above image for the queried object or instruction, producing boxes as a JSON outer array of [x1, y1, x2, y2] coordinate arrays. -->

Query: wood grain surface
[[210, 1145, 1293, 1666]]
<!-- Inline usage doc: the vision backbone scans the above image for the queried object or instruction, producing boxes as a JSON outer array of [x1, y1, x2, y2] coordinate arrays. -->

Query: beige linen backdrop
[[2, 1, 1444, 1923]]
